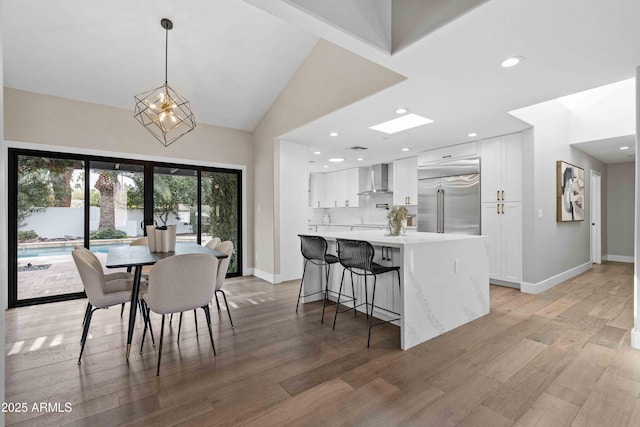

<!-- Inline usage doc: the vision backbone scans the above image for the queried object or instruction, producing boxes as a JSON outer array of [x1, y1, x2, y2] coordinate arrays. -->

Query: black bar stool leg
[[364, 272, 369, 319], [321, 263, 330, 324], [368, 276, 378, 348], [332, 268, 346, 329], [296, 260, 308, 312], [351, 271, 357, 317]]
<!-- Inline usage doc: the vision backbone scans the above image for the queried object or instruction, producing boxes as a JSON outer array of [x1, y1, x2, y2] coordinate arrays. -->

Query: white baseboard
[[632, 328, 640, 349], [252, 268, 276, 284], [603, 254, 634, 263], [520, 262, 592, 294], [243, 268, 254, 276]]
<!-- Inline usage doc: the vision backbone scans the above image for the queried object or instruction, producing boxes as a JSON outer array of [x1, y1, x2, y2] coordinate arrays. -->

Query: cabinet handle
[[501, 204, 504, 214], [334, 201, 337, 207], [497, 190, 500, 201], [497, 204, 500, 214], [345, 200, 349, 207], [502, 190, 505, 201], [317, 201, 320, 208]]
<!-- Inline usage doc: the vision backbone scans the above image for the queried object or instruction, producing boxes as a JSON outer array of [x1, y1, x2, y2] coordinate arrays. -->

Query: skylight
[[369, 113, 433, 135]]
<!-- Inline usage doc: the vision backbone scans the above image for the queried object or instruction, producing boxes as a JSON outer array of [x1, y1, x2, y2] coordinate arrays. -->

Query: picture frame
[[556, 160, 585, 222]]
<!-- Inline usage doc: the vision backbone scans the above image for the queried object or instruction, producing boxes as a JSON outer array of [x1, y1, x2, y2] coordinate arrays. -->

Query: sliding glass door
[[9, 148, 243, 308], [13, 154, 85, 302]]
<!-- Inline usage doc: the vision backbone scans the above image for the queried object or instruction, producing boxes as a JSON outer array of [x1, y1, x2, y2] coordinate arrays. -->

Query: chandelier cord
[[164, 25, 168, 85]]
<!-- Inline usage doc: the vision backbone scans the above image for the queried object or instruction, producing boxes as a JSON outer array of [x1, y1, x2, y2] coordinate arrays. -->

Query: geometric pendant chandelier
[[134, 18, 196, 147]]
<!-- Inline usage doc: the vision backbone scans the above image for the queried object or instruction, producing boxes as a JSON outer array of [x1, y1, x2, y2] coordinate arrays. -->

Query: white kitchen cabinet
[[393, 157, 418, 206], [418, 141, 477, 165], [310, 169, 360, 208], [482, 201, 522, 284], [309, 173, 324, 208], [480, 133, 522, 203]]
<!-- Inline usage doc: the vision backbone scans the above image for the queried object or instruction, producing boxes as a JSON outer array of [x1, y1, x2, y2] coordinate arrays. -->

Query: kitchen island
[[302, 230, 489, 350]]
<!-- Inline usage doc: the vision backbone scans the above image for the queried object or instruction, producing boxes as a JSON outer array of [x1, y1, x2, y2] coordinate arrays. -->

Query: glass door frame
[[8, 148, 243, 308]]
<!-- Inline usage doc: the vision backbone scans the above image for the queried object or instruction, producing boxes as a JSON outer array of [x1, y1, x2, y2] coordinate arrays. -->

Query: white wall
[[512, 100, 608, 291], [606, 162, 635, 260], [0, 1, 6, 417], [278, 140, 309, 282]]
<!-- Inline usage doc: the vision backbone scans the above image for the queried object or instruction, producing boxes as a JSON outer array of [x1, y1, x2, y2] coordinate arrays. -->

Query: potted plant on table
[[387, 205, 409, 236]]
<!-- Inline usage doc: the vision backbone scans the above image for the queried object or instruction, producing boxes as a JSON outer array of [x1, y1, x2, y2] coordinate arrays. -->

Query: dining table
[[106, 241, 228, 359]]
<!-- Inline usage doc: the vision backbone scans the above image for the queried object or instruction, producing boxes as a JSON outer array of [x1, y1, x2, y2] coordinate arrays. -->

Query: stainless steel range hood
[[357, 164, 392, 195]]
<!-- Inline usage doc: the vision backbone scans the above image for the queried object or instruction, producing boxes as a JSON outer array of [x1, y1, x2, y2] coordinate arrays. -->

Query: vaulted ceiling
[[3, 0, 639, 169]]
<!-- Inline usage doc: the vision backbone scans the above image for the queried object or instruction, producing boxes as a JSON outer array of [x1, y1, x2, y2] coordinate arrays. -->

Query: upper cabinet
[[393, 157, 418, 206], [418, 141, 477, 165], [309, 168, 360, 208], [480, 133, 522, 202]]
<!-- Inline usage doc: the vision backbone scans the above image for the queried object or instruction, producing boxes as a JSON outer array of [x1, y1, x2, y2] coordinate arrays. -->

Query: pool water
[[18, 243, 128, 258]]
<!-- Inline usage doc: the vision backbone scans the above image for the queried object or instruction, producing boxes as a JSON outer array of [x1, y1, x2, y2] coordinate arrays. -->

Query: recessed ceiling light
[[395, 108, 408, 114], [314, 151, 321, 155], [468, 132, 478, 137], [329, 132, 339, 137], [501, 56, 523, 68], [323, 165, 329, 168], [369, 113, 434, 135], [357, 158, 364, 161], [620, 146, 630, 150], [328, 157, 344, 163], [402, 148, 410, 152]]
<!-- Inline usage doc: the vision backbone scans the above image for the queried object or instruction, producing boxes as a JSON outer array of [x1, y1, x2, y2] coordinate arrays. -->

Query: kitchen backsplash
[[308, 193, 417, 225]]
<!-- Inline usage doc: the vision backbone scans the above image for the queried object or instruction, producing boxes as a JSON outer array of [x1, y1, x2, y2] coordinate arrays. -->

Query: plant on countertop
[[387, 205, 409, 236]]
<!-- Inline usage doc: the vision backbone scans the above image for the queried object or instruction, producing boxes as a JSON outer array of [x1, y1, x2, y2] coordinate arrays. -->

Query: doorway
[[590, 170, 602, 264]]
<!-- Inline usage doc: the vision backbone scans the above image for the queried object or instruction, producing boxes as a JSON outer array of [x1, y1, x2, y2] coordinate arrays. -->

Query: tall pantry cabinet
[[480, 133, 522, 286]]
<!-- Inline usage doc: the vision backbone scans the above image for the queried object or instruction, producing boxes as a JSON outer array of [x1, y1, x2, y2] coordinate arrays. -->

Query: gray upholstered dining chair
[[142, 253, 219, 376], [72, 246, 152, 365], [169, 237, 222, 330], [176, 240, 235, 339]]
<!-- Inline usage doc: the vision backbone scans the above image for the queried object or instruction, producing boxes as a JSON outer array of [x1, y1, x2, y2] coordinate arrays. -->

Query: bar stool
[[333, 238, 401, 347], [296, 234, 339, 323]]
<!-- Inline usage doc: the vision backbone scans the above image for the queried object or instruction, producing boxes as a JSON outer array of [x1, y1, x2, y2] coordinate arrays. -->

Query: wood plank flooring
[[5, 261, 640, 426]]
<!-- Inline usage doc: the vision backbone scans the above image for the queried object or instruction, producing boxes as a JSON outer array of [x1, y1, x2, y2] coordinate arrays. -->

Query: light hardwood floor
[[5, 261, 639, 426]]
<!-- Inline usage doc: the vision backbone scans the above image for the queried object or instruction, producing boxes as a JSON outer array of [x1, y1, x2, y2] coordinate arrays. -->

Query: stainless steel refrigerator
[[417, 157, 480, 235]]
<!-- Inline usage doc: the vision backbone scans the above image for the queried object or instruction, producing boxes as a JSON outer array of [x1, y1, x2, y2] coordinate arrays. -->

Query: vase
[[388, 219, 404, 236]]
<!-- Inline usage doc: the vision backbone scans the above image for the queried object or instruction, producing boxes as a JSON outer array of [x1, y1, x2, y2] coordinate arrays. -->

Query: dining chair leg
[[120, 303, 125, 318], [332, 268, 346, 330], [367, 276, 378, 348], [202, 305, 217, 356], [78, 305, 95, 365], [214, 293, 222, 314], [177, 312, 183, 343], [217, 290, 234, 328], [140, 312, 148, 355], [146, 303, 155, 345], [193, 309, 199, 338], [169, 313, 173, 327], [296, 259, 308, 312], [81, 302, 92, 330], [156, 315, 165, 377]]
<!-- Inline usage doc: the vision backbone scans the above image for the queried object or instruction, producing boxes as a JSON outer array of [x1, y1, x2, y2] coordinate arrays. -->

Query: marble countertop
[[308, 229, 485, 247]]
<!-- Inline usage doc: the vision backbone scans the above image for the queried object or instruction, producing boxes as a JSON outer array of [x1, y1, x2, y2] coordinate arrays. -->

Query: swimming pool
[[17, 243, 128, 258]]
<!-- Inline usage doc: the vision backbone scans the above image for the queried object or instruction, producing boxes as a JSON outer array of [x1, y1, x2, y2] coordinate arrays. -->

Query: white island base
[[302, 230, 490, 350]]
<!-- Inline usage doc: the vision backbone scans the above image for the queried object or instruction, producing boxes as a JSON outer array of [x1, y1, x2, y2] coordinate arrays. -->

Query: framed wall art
[[556, 160, 585, 222]]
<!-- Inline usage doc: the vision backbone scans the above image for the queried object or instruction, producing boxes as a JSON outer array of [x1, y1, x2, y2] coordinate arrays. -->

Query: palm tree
[[94, 171, 115, 229]]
